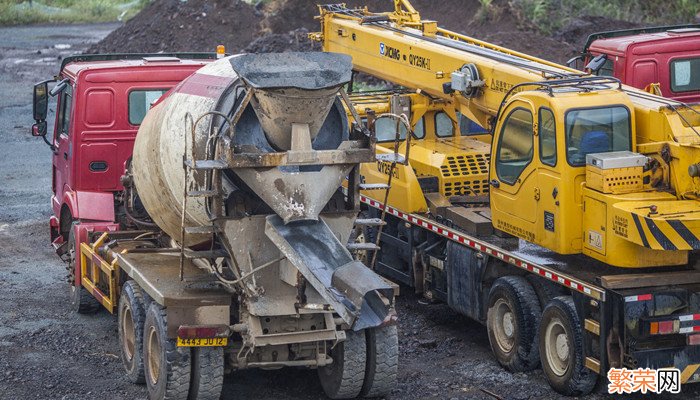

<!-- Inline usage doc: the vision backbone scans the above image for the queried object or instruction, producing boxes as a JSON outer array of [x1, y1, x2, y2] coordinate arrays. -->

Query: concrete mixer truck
[[31, 51, 398, 400]]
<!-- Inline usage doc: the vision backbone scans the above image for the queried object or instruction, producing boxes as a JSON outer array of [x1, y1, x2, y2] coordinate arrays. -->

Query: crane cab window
[[129, 89, 169, 125], [373, 116, 425, 142], [565, 106, 631, 166], [496, 108, 534, 185], [435, 112, 455, 137], [539, 108, 556, 166], [458, 112, 488, 136], [671, 57, 700, 93]]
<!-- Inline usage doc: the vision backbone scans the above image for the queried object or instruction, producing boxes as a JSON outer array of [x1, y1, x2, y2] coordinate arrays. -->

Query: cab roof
[[586, 26, 700, 55], [60, 53, 218, 78]]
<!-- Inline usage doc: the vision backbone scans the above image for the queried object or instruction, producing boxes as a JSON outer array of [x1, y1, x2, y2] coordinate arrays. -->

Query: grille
[[443, 179, 490, 197], [441, 154, 490, 177]]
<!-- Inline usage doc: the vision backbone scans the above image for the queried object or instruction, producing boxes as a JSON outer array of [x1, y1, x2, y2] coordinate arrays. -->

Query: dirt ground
[[2, 15, 700, 400]]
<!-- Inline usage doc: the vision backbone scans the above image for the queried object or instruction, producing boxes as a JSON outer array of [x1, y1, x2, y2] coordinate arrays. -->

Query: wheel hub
[[555, 333, 569, 361], [147, 326, 161, 385], [545, 317, 570, 377], [492, 299, 515, 353], [122, 305, 135, 361]]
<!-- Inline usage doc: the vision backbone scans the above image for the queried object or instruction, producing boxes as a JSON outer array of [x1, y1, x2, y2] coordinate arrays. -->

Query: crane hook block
[[450, 63, 484, 98]]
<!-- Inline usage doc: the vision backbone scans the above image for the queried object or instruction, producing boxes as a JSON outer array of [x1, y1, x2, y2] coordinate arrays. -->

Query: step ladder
[[178, 103, 252, 281], [358, 112, 413, 270]]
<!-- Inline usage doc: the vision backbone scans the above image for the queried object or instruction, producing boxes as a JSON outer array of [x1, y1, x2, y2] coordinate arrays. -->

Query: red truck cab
[[570, 25, 700, 103], [31, 54, 216, 252]]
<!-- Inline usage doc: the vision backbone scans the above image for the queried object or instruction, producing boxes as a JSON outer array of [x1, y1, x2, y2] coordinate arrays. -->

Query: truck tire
[[486, 276, 541, 372], [539, 296, 597, 396], [318, 329, 367, 399], [118, 280, 147, 384], [361, 324, 398, 398], [526, 274, 565, 308], [67, 224, 100, 314], [144, 303, 191, 400], [188, 347, 224, 400]]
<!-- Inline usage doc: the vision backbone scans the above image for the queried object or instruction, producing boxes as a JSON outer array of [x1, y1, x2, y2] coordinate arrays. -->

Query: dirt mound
[[88, 0, 640, 65], [554, 16, 640, 50], [87, 0, 261, 54]]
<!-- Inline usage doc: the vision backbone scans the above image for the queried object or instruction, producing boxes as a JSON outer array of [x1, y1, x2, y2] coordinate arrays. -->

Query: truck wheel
[[67, 224, 100, 314], [526, 274, 565, 308], [318, 329, 367, 399], [539, 296, 597, 396], [486, 276, 541, 372], [188, 347, 224, 400], [118, 280, 147, 384], [144, 303, 191, 400], [361, 324, 398, 398]]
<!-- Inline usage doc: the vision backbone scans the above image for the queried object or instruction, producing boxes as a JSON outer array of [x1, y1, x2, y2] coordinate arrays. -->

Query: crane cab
[[489, 81, 637, 256]]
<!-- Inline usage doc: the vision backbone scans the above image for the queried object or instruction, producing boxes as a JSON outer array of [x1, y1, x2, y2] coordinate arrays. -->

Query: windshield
[[565, 106, 631, 166], [671, 57, 700, 93]]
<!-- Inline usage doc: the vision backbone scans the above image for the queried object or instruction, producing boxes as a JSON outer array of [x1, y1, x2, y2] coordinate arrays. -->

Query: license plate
[[176, 337, 228, 347]]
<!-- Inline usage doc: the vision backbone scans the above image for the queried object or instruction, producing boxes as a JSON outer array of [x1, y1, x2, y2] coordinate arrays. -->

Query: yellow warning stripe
[[681, 364, 700, 383]]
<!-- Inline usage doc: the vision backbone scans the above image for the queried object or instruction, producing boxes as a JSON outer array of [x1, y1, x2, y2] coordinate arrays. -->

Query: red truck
[[31, 53, 218, 309], [568, 25, 700, 103]]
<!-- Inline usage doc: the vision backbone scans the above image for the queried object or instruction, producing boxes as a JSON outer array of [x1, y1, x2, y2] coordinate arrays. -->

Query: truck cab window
[[538, 108, 556, 166], [435, 111, 455, 137], [129, 89, 169, 125], [57, 85, 73, 137], [496, 108, 533, 184], [595, 58, 614, 77], [565, 106, 631, 166], [671, 58, 700, 93]]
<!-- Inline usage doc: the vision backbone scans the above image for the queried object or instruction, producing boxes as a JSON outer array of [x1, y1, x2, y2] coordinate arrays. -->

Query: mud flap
[[265, 215, 393, 330]]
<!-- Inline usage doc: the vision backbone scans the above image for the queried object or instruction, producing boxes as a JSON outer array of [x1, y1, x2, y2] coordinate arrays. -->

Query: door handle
[[63, 152, 68, 160], [489, 179, 500, 188]]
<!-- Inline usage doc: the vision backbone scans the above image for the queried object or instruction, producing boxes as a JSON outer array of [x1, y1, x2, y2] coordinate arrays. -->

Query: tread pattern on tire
[[319, 329, 367, 399], [145, 303, 191, 400], [540, 296, 597, 396], [361, 324, 398, 398], [188, 347, 224, 400], [526, 274, 565, 308], [119, 280, 147, 384], [486, 275, 541, 372], [68, 225, 101, 314]]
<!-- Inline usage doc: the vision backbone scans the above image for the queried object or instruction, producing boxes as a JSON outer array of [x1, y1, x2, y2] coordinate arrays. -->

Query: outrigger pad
[[264, 215, 393, 330]]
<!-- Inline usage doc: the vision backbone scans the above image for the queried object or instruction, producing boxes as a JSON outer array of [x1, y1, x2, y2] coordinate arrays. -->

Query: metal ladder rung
[[184, 159, 228, 170], [183, 249, 228, 259], [354, 218, 387, 227], [184, 225, 217, 235], [347, 243, 381, 251], [359, 183, 390, 190], [186, 190, 220, 197], [376, 153, 406, 164]]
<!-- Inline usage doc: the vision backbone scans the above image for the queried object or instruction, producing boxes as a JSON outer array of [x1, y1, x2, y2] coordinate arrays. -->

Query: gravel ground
[[1, 23, 700, 400]]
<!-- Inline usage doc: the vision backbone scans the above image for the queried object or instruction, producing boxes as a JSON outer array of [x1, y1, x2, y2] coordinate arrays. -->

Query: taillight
[[688, 333, 700, 346], [177, 325, 229, 339]]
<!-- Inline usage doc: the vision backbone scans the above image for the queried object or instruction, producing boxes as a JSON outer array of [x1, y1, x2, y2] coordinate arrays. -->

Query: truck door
[[489, 100, 538, 241], [53, 82, 74, 200]]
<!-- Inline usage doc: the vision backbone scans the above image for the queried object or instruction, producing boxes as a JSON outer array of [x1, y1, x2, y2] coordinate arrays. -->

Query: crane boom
[[314, 2, 584, 128]]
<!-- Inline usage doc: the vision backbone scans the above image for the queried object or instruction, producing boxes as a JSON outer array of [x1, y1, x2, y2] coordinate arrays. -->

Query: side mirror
[[566, 54, 584, 69], [32, 121, 47, 137], [585, 54, 608, 73], [33, 81, 49, 122]]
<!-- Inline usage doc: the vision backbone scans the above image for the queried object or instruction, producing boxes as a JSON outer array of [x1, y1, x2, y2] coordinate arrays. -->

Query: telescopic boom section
[[314, 2, 583, 128]]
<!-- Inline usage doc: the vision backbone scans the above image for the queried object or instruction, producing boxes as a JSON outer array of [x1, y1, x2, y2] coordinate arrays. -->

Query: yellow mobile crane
[[313, 1, 700, 396]]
